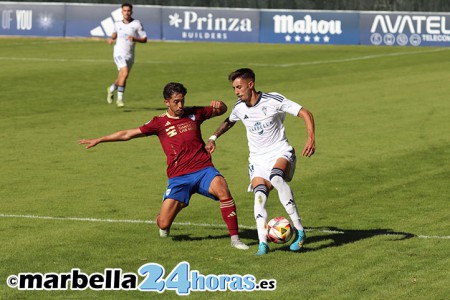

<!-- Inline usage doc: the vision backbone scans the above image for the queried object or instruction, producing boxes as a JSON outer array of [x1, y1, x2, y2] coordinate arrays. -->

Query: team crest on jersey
[[189, 115, 196, 121], [262, 107, 267, 116]]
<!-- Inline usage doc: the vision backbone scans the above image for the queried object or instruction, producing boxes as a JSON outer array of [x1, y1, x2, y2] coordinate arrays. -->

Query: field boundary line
[[251, 48, 449, 67], [1, 213, 449, 240], [0, 47, 448, 67]]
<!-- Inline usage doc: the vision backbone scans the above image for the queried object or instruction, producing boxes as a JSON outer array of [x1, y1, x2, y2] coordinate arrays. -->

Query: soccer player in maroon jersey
[[79, 82, 249, 250]]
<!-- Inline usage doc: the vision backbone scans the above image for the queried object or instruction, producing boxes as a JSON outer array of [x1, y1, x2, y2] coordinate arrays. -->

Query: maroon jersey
[[139, 106, 215, 178]]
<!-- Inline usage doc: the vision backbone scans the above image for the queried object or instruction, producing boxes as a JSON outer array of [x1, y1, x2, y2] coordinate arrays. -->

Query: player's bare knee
[[211, 176, 232, 200]]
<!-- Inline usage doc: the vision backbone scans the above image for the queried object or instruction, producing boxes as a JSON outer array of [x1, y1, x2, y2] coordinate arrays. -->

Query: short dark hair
[[163, 82, 187, 100], [122, 3, 133, 10], [228, 68, 255, 82]]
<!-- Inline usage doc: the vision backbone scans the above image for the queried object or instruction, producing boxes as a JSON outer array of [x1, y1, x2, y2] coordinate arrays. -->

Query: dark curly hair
[[163, 82, 187, 100]]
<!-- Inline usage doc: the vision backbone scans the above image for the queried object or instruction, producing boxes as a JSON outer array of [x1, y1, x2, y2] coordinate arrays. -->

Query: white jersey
[[229, 92, 302, 158], [113, 19, 147, 58]]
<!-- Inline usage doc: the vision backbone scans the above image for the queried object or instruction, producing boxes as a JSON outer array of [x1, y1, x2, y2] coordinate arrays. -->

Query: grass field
[[0, 37, 449, 299]]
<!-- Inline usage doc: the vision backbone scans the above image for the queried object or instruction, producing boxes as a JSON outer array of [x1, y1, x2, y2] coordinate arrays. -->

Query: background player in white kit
[[206, 68, 315, 255], [106, 3, 147, 108]]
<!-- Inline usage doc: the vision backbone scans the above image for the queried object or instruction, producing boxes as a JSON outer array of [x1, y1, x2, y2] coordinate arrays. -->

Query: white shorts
[[248, 146, 297, 190], [113, 54, 134, 71]]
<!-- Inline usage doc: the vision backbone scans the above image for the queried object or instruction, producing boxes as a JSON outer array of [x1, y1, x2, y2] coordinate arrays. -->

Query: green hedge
[[18, 0, 450, 12]]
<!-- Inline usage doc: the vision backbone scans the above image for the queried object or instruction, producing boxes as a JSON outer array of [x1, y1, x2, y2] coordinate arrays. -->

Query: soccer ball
[[267, 216, 293, 244]]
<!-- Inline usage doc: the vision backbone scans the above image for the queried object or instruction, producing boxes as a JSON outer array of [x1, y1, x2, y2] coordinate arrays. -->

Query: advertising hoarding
[[1, 2, 450, 47], [260, 10, 360, 45], [360, 12, 450, 47], [161, 7, 259, 43], [65, 4, 161, 40], [0, 3, 65, 37]]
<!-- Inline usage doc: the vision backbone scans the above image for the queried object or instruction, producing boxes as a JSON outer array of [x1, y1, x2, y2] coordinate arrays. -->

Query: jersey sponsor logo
[[249, 120, 275, 135], [177, 122, 196, 133], [251, 122, 264, 135]]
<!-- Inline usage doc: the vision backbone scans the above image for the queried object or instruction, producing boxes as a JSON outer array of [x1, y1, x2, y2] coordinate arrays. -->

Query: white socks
[[270, 170, 304, 231]]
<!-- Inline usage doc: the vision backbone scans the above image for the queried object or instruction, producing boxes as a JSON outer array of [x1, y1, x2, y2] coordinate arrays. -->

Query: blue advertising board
[[360, 12, 450, 47], [65, 4, 161, 40], [260, 10, 360, 45], [2, 2, 450, 48], [0, 3, 65, 37], [161, 7, 259, 43]]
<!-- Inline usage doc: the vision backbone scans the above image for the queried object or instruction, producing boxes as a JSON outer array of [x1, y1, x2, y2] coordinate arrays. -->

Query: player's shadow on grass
[[275, 227, 415, 253], [168, 227, 415, 252], [169, 228, 257, 243]]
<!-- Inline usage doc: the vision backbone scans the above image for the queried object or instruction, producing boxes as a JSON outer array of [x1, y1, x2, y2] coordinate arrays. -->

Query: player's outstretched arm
[[209, 100, 227, 117], [298, 108, 316, 157], [205, 117, 236, 154], [79, 128, 145, 149]]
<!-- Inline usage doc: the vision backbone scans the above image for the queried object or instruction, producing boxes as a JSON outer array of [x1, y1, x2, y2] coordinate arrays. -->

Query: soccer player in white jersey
[[106, 3, 147, 108], [206, 68, 315, 255]]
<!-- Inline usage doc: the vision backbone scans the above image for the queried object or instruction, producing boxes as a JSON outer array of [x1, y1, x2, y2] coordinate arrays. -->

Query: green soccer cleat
[[255, 242, 269, 256], [289, 228, 306, 252], [106, 87, 113, 104]]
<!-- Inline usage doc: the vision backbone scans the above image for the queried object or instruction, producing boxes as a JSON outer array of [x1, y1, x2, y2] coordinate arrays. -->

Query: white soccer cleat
[[116, 99, 124, 108], [231, 239, 249, 250], [106, 87, 113, 104], [159, 228, 169, 237]]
